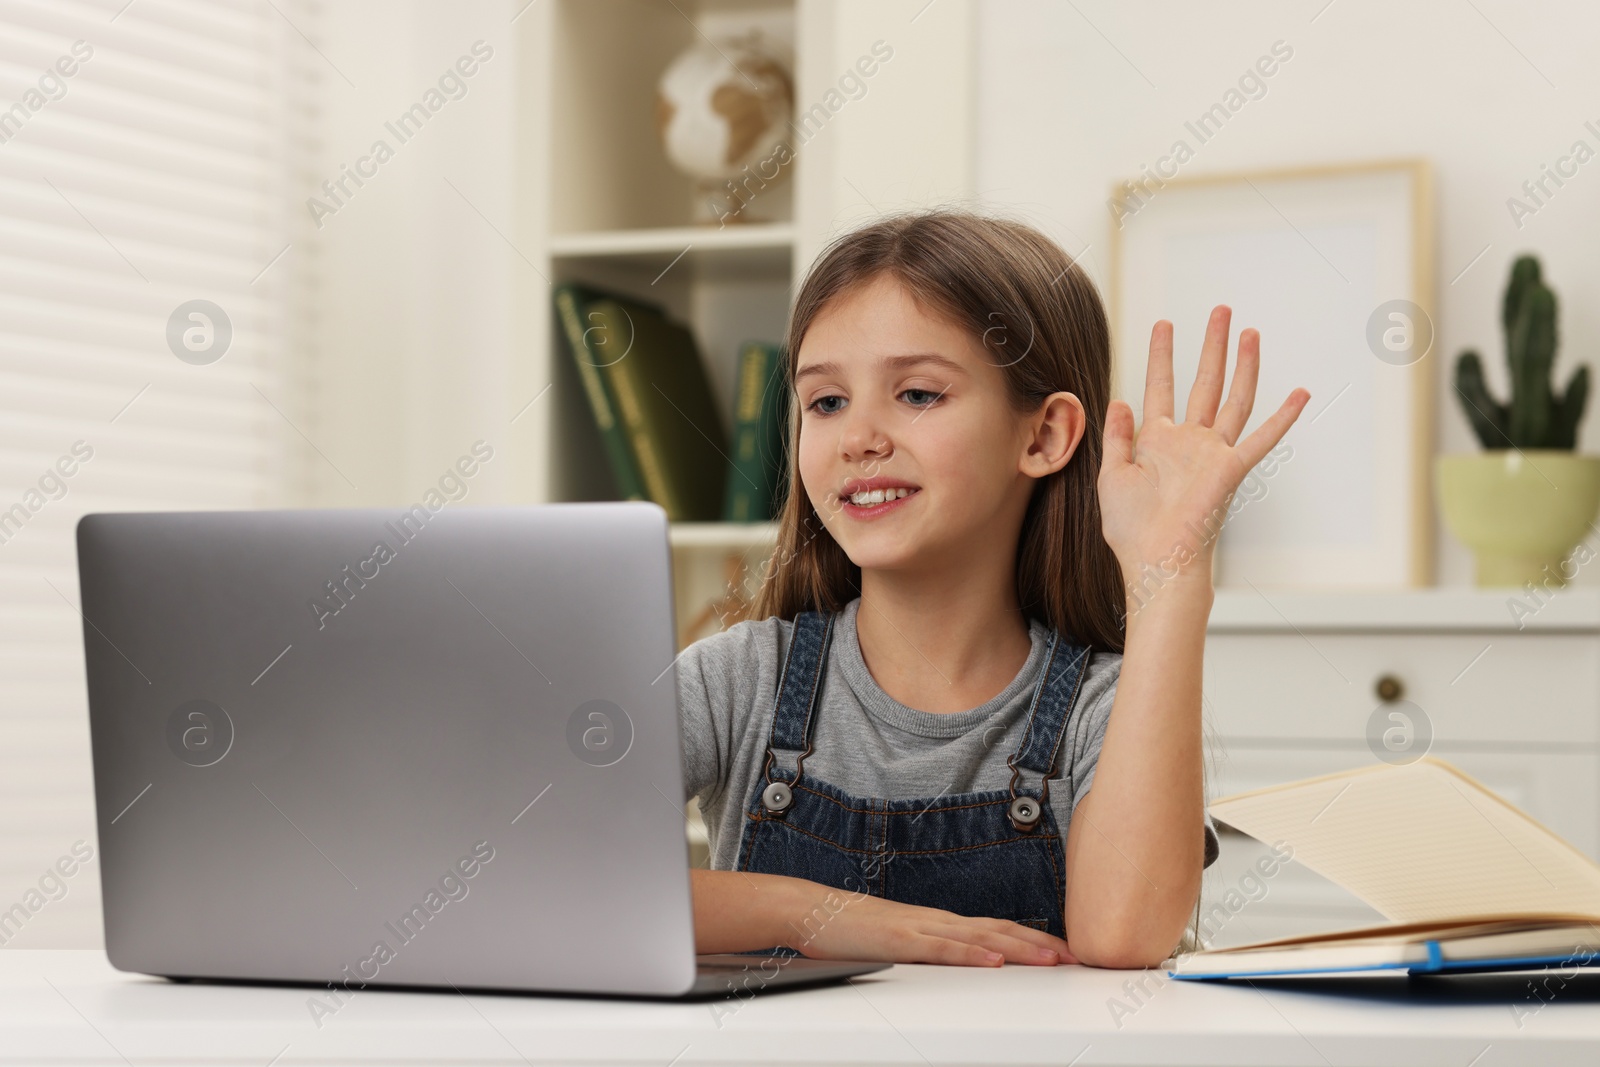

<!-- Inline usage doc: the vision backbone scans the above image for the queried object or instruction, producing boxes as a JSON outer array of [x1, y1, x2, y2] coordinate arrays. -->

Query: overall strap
[[1006, 632, 1093, 791], [763, 610, 834, 782]]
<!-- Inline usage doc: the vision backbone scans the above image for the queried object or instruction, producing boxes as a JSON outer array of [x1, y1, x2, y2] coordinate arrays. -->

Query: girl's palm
[[1099, 306, 1310, 580]]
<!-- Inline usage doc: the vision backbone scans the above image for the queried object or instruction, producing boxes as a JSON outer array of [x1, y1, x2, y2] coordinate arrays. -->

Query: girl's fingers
[[1236, 388, 1311, 469], [1143, 320, 1175, 421], [1213, 328, 1260, 444], [970, 918, 1072, 959], [1103, 399, 1136, 467], [964, 929, 1066, 965], [914, 934, 1007, 967], [1184, 305, 1233, 427], [926, 919, 1073, 964], [880, 905, 1077, 967]]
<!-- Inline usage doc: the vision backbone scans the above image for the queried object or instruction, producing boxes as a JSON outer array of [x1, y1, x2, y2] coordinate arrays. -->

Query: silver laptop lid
[[76, 502, 697, 997]]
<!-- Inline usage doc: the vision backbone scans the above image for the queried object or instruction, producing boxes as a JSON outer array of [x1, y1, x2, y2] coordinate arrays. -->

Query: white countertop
[[5, 950, 1600, 1065], [1206, 588, 1600, 632]]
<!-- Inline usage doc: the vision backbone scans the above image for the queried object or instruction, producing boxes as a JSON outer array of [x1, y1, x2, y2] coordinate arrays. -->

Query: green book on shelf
[[552, 283, 649, 503], [722, 341, 789, 523], [583, 297, 729, 522]]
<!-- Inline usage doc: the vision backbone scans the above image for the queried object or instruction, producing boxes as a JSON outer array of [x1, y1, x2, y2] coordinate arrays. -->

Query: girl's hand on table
[[784, 884, 1076, 967]]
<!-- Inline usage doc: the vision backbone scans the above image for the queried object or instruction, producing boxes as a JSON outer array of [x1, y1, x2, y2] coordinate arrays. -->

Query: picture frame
[[1108, 159, 1435, 588]]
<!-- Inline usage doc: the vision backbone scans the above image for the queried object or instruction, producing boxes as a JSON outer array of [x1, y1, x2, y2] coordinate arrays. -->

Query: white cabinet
[[1199, 589, 1600, 948], [1204, 632, 1600, 745]]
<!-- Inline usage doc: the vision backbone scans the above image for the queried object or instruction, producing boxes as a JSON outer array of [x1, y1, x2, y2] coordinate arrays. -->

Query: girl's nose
[[839, 417, 892, 464]]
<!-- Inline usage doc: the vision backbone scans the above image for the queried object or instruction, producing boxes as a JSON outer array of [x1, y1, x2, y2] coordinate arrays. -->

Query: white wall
[[974, 0, 1600, 586], [793, 0, 977, 266], [308, 0, 524, 509]]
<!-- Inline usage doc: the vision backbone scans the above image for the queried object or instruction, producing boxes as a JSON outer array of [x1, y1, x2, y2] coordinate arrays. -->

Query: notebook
[[1165, 758, 1600, 979]]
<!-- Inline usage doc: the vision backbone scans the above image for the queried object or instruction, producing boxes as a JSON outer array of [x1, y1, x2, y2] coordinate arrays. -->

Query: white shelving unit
[[668, 521, 779, 550], [515, 0, 978, 652], [546, 223, 797, 262]]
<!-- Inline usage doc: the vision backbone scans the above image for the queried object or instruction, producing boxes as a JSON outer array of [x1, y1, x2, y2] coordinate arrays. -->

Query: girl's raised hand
[[1098, 305, 1309, 589]]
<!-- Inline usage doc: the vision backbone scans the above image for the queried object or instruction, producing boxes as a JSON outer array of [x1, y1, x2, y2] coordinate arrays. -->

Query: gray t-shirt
[[678, 597, 1219, 879]]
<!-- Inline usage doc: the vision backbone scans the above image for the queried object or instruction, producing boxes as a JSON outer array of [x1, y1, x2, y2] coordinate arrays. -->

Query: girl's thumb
[[1103, 400, 1135, 466]]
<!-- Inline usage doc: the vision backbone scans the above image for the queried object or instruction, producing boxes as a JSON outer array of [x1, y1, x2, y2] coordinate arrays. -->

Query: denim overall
[[734, 609, 1093, 948]]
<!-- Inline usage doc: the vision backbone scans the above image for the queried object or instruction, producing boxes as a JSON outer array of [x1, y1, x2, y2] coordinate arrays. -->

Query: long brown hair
[[751, 209, 1125, 653]]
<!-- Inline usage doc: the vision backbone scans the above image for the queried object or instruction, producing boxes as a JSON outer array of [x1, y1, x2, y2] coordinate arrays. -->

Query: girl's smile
[[836, 476, 922, 519]]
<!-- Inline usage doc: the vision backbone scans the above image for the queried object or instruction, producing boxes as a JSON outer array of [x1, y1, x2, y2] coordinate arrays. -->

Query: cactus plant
[[1454, 255, 1589, 450]]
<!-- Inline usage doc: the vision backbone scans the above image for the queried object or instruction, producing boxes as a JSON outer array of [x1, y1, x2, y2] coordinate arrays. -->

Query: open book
[[1165, 758, 1600, 979]]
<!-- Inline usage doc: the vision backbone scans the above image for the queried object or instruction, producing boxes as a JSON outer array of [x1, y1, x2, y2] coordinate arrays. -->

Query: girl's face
[[795, 273, 1082, 573]]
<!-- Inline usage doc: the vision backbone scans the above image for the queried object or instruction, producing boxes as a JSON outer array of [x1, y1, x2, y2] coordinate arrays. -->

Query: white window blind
[[0, 0, 314, 946]]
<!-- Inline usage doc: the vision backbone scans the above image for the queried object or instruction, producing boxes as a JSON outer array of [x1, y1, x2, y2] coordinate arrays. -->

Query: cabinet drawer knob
[[1375, 674, 1405, 703]]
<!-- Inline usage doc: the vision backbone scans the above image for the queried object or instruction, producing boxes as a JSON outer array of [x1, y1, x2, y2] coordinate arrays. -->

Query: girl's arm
[[689, 869, 1076, 965], [1064, 307, 1308, 968], [1063, 568, 1210, 967]]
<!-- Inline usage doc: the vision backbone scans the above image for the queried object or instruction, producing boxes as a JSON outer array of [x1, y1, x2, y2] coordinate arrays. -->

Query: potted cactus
[[1437, 255, 1599, 587]]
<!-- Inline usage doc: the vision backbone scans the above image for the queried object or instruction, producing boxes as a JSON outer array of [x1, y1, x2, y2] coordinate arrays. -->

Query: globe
[[655, 36, 792, 183]]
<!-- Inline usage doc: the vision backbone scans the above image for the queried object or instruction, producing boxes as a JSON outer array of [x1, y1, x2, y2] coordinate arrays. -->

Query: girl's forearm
[[689, 868, 829, 954], [1064, 574, 1211, 967]]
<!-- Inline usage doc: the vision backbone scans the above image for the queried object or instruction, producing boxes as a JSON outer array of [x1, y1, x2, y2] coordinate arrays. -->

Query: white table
[[4, 950, 1599, 1065]]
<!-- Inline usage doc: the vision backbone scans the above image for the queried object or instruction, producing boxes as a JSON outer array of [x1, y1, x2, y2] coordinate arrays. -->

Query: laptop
[[75, 502, 888, 999]]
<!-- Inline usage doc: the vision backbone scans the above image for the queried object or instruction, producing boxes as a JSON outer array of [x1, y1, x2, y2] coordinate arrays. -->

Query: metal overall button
[[762, 780, 793, 814], [1009, 795, 1041, 830]]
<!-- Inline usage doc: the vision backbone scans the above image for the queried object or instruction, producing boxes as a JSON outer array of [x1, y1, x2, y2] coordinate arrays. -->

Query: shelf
[[548, 223, 794, 276], [669, 521, 779, 549], [545, 0, 796, 234], [548, 222, 794, 257]]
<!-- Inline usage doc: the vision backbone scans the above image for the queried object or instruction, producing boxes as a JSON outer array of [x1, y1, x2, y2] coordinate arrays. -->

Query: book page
[[1199, 916, 1599, 953], [1208, 758, 1600, 924]]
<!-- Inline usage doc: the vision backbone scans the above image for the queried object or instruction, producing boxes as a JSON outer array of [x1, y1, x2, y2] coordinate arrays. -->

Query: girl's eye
[[806, 388, 940, 412]]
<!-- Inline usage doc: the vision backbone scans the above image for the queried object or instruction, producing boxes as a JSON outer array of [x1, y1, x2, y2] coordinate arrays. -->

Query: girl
[[678, 210, 1308, 969]]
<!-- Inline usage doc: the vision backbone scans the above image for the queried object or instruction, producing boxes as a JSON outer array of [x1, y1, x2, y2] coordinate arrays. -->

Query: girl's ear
[[1019, 391, 1087, 479]]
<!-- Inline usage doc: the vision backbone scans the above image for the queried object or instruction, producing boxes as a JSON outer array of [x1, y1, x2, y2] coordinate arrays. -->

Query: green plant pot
[[1436, 452, 1600, 587]]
